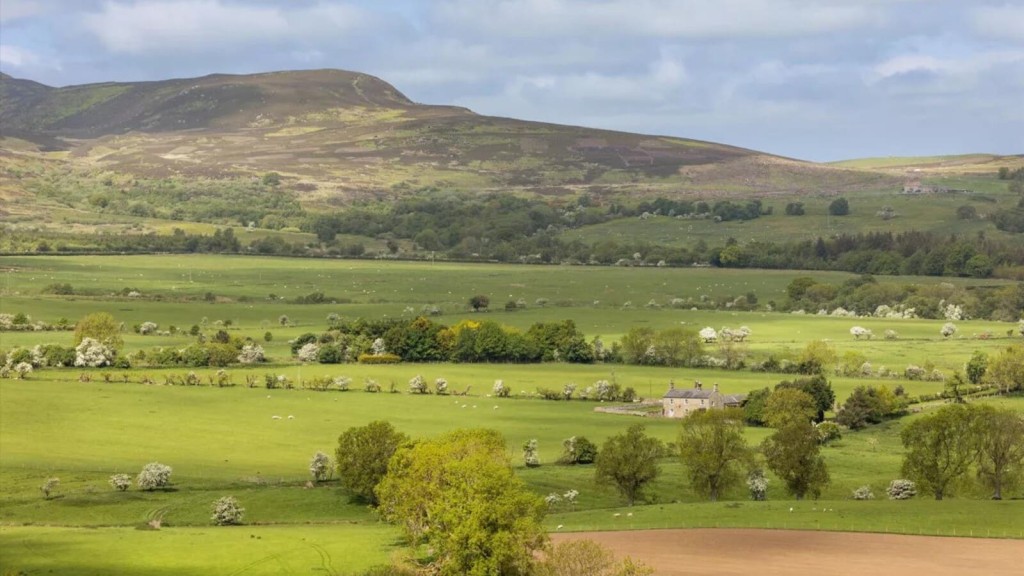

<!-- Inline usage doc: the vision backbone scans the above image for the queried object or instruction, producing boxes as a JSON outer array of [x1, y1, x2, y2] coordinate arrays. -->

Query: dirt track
[[551, 529, 1024, 575]]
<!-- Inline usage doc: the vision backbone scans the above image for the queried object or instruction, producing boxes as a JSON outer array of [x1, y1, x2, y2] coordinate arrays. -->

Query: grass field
[[1, 255, 1022, 574]]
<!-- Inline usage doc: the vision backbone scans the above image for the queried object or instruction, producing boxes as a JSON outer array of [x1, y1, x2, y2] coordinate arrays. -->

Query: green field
[[1, 255, 1022, 574]]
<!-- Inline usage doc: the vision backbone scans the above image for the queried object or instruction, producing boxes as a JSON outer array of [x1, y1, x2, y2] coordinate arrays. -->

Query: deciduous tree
[[974, 405, 1024, 500], [595, 424, 663, 506], [900, 404, 978, 500], [375, 428, 545, 576], [73, 312, 123, 349], [761, 421, 829, 500], [678, 408, 754, 501], [335, 421, 409, 505]]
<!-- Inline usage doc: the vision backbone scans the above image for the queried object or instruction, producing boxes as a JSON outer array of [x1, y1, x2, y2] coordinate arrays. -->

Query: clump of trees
[[836, 385, 907, 429], [375, 428, 546, 575], [900, 403, 1024, 500]]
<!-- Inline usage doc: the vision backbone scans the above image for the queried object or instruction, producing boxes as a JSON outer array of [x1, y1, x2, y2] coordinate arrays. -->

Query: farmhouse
[[662, 381, 745, 418]]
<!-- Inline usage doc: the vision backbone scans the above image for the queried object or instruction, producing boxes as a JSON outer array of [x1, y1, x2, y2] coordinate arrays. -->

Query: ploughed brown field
[[551, 529, 1024, 575]]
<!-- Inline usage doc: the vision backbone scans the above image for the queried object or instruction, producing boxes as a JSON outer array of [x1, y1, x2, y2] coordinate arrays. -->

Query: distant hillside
[[0, 69, 895, 199], [830, 154, 1024, 175]]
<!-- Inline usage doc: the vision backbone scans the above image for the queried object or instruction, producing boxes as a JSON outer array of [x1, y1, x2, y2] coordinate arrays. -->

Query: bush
[[493, 379, 511, 397], [137, 462, 173, 491], [523, 439, 541, 467], [74, 338, 115, 367], [747, 469, 768, 501], [852, 485, 875, 500], [237, 343, 266, 364], [815, 421, 842, 444], [309, 451, 333, 482], [109, 473, 132, 491], [408, 374, 428, 394], [40, 477, 60, 499], [886, 479, 917, 500], [559, 436, 598, 465], [211, 496, 245, 525]]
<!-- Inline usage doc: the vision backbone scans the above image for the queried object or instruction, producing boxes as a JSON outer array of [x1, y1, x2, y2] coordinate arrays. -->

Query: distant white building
[[662, 381, 745, 418]]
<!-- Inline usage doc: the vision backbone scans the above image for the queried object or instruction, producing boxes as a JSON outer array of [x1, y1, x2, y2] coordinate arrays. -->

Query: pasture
[[1, 254, 1022, 574]]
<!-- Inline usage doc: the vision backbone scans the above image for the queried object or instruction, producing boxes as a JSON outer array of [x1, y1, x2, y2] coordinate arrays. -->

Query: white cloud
[[972, 4, 1024, 42], [434, 0, 876, 39], [0, 44, 36, 67], [869, 50, 1024, 83], [81, 1, 366, 54]]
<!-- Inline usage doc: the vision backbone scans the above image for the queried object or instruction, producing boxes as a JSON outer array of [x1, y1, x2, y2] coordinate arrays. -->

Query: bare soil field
[[552, 529, 1024, 575]]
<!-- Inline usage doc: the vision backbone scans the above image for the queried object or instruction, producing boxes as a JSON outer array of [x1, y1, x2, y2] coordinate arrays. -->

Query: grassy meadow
[[1, 254, 1022, 574]]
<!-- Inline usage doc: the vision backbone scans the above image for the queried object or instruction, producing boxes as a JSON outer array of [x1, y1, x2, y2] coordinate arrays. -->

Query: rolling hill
[[0, 69, 895, 201]]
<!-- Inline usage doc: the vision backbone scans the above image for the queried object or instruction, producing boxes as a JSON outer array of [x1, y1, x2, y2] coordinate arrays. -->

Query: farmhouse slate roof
[[662, 386, 745, 405]]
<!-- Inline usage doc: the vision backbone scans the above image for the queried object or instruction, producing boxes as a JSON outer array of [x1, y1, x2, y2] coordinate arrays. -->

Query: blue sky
[[2, 0, 1022, 161]]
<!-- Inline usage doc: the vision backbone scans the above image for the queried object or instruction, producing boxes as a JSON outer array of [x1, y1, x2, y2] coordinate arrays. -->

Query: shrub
[[886, 479, 917, 500], [941, 322, 957, 338], [139, 322, 158, 335], [296, 342, 320, 362], [408, 374, 428, 394], [884, 329, 898, 340], [309, 451, 333, 482], [109, 473, 132, 491], [560, 436, 598, 465], [493, 379, 510, 397], [211, 496, 245, 525], [536, 539, 654, 576], [815, 421, 842, 445], [317, 344, 343, 364], [434, 377, 448, 395], [852, 485, 875, 500], [523, 439, 541, 467], [747, 469, 768, 501], [13, 362, 32, 379], [74, 338, 115, 367], [363, 378, 381, 393], [237, 343, 266, 364], [137, 462, 173, 491], [40, 477, 60, 499]]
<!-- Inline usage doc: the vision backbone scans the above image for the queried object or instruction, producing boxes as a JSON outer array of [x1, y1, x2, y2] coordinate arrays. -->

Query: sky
[[1, 0, 1022, 161]]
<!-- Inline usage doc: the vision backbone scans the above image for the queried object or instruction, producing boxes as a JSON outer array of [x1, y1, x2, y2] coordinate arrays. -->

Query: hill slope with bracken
[[0, 69, 895, 200]]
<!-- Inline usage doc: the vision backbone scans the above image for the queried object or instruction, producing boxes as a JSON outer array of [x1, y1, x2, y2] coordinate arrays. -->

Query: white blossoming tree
[[74, 338, 115, 367], [309, 451, 333, 482], [493, 379, 510, 398], [136, 462, 173, 491], [211, 496, 245, 525], [108, 474, 131, 491], [850, 326, 873, 340], [699, 327, 718, 343], [237, 343, 266, 364], [408, 374, 428, 394], [297, 342, 320, 362], [941, 323, 957, 338]]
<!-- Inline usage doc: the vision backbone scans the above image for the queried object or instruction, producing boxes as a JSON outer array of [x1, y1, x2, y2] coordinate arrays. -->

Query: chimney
[[712, 383, 719, 393], [694, 380, 702, 390]]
